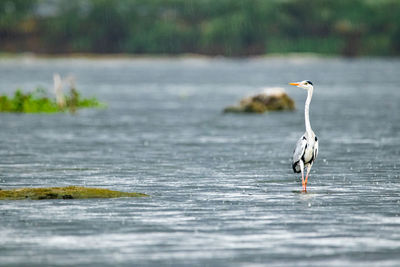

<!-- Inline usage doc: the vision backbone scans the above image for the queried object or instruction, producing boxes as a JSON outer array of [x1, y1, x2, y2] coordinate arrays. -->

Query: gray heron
[[289, 80, 318, 192]]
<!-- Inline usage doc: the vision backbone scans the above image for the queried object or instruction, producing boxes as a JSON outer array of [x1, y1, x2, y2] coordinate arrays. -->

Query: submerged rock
[[224, 87, 295, 113], [0, 186, 148, 200]]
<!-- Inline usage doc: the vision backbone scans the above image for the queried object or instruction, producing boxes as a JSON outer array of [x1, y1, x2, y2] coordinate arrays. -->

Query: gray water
[[0, 57, 399, 266]]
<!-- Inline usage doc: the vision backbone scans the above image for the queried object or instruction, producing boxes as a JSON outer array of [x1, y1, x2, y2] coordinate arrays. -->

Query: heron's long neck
[[304, 89, 313, 135]]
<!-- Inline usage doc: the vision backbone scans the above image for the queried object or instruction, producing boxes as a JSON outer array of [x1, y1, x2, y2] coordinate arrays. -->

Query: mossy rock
[[0, 186, 148, 200], [224, 88, 295, 114]]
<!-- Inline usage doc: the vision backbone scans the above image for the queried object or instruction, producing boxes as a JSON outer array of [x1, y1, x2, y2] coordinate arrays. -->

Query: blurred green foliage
[[1, 0, 400, 56], [0, 88, 103, 113]]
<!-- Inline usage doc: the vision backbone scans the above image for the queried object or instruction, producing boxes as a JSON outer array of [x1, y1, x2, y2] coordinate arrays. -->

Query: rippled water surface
[[0, 57, 400, 266]]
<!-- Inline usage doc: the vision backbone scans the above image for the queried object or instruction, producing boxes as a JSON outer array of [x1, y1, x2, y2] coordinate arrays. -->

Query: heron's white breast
[[303, 145, 314, 163], [303, 132, 316, 164]]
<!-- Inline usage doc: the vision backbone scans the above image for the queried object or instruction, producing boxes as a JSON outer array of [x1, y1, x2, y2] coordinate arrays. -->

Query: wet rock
[[0, 186, 148, 200], [224, 87, 295, 114]]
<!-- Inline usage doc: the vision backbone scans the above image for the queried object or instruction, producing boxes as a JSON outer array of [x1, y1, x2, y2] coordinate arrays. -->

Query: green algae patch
[[0, 186, 148, 200], [0, 88, 104, 113]]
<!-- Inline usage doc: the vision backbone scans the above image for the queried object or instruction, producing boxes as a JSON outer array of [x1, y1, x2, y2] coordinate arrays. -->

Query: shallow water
[[0, 57, 400, 266]]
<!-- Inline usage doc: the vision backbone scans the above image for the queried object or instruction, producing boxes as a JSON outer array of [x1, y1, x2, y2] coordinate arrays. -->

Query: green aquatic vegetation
[[0, 88, 104, 113], [0, 186, 148, 200]]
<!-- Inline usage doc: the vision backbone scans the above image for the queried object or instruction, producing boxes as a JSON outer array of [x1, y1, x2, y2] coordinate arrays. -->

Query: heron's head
[[289, 80, 313, 91]]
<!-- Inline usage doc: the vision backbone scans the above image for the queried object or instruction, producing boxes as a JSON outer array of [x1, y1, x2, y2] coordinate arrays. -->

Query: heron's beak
[[289, 82, 300, 86]]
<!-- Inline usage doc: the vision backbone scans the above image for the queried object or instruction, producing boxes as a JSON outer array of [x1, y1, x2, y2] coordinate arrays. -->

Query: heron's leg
[[300, 160, 305, 191], [305, 163, 313, 189]]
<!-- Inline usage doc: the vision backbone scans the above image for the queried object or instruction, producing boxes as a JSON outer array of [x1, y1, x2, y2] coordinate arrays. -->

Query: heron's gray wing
[[314, 138, 319, 160], [292, 135, 307, 164]]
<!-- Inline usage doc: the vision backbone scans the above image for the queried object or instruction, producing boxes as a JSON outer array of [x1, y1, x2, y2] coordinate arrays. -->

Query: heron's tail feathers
[[292, 161, 301, 173]]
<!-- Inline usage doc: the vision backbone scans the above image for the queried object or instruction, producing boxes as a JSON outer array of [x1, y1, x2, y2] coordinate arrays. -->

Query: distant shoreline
[[1, 52, 397, 60]]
